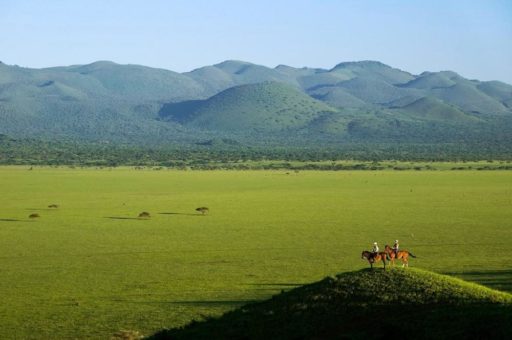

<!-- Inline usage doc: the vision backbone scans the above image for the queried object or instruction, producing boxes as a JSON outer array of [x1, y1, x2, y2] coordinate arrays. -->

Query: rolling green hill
[[392, 96, 476, 122], [0, 60, 205, 102], [330, 60, 415, 84], [431, 83, 509, 114], [0, 61, 204, 142], [151, 268, 512, 339], [334, 76, 423, 104], [185, 60, 299, 95], [400, 71, 459, 90], [159, 82, 337, 132], [477, 80, 512, 107], [400, 71, 510, 114]]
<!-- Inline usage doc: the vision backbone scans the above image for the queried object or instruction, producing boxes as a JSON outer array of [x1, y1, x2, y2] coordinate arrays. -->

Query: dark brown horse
[[384, 245, 416, 267], [361, 250, 388, 269]]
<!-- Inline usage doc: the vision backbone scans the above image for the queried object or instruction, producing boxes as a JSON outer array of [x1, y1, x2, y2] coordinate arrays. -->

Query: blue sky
[[1, 0, 511, 82]]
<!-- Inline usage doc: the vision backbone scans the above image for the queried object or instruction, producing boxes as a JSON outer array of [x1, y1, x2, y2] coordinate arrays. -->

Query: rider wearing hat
[[372, 242, 379, 257], [393, 239, 399, 257]]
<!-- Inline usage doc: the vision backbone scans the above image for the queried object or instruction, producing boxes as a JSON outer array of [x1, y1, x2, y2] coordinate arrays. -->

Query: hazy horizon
[[1, 0, 511, 83]]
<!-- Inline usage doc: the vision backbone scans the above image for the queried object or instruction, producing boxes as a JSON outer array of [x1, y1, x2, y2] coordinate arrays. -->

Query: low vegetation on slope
[[151, 268, 512, 339], [159, 82, 336, 132], [392, 96, 474, 122]]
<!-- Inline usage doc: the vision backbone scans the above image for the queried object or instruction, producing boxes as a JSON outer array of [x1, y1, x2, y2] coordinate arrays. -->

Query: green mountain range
[[0, 59, 511, 146]]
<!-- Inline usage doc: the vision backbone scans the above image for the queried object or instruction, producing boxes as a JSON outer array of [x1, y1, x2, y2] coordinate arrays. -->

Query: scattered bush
[[138, 211, 150, 218], [195, 207, 209, 215]]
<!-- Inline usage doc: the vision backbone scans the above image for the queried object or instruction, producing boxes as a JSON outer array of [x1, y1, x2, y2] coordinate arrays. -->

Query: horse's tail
[[408, 252, 417, 258]]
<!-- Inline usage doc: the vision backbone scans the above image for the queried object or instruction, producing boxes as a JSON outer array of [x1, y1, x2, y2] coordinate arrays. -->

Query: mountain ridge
[[1, 59, 511, 147]]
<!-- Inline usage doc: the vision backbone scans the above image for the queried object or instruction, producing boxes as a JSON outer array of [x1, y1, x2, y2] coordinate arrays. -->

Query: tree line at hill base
[[1, 134, 511, 168]]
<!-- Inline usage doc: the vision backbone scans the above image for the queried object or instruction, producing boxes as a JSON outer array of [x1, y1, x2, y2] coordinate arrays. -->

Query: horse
[[361, 250, 388, 269], [384, 245, 416, 267]]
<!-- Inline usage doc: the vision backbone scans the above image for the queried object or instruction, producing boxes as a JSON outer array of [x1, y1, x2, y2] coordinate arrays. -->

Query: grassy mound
[[151, 268, 512, 339]]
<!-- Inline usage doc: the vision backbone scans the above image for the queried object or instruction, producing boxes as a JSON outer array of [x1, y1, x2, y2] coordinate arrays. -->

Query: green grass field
[[0, 167, 511, 338]]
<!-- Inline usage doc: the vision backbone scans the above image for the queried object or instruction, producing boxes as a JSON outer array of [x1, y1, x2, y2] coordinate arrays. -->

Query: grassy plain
[[0, 167, 511, 338]]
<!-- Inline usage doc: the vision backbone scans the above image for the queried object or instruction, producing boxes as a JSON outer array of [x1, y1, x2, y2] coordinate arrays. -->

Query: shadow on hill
[[104, 216, 145, 220], [158, 212, 202, 216], [162, 300, 258, 307], [150, 268, 512, 340], [158, 100, 203, 123], [0, 218, 23, 222], [247, 283, 304, 287], [245, 283, 305, 293], [24, 208, 57, 211], [448, 270, 512, 293]]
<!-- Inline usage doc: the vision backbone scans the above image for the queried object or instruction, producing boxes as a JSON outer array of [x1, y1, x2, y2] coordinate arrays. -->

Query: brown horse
[[384, 245, 416, 267], [361, 250, 388, 269]]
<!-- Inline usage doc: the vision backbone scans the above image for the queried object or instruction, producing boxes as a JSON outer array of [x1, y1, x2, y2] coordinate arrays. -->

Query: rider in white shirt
[[372, 242, 379, 256], [393, 240, 399, 257]]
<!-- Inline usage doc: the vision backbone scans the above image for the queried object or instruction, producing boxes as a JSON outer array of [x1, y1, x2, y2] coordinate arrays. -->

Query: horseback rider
[[371, 242, 379, 259], [393, 239, 399, 257]]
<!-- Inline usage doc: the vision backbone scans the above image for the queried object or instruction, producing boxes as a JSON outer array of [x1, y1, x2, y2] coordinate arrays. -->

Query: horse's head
[[361, 251, 367, 259]]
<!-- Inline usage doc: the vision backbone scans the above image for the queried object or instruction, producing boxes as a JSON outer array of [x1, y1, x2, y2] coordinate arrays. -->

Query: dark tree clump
[[195, 207, 209, 215]]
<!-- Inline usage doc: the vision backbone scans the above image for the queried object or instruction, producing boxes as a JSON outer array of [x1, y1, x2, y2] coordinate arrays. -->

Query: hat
[[373, 242, 377, 245], [395, 240, 399, 242]]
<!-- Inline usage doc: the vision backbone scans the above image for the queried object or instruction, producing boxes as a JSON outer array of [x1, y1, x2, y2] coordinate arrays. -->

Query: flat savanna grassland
[[0, 167, 511, 338]]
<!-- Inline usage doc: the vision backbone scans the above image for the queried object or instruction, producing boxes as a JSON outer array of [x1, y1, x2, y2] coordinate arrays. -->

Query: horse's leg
[[367, 258, 373, 269]]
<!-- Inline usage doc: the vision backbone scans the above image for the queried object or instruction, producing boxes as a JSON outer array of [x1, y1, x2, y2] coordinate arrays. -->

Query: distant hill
[[151, 268, 512, 339], [185, 60, 299, 94], [0, 59, 511, 147], [159, 82, 336, 133], [330, 60, 415, 84], [0, 61, 205, 142], [0, 60, 205, 102], [391, 96, 475, 122], [477, 80, 512, 107]]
